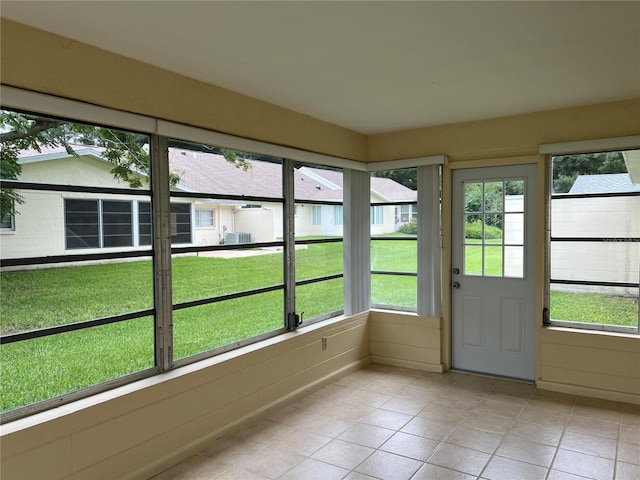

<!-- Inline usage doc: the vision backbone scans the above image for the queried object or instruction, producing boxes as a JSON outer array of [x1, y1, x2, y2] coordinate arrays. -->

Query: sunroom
[[1, 2, 639, 480]]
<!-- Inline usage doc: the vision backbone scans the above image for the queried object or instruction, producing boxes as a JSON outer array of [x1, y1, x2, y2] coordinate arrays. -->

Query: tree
[[552, 152, 627, 193], [371, 169, 417, 190], [0, 110, 251, 218]]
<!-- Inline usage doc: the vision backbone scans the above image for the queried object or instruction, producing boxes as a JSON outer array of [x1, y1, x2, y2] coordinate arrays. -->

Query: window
[[170, 203, 192, 244], [370, 168, 418, 310], [168, 140, 285, 362], [102, 200, 133, 247], [0, 106, 350, 423], [463, 179, 525, 278], [295, 164, 344, 321], [195, 209, 215, 227], [65, 199, 183, 249], [1, 211, 14, 231], [370, 205, 384, 225], [65, 199, 100, 249], [334, 205, 343, 226], [1, 109, 155, 419], [311, 205, 322, 225], [139, 201, 152, 246], [548, 149, 639, 333]]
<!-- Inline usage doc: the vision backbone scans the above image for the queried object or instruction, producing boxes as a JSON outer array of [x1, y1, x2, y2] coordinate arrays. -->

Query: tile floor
[[151, 365, 640, 480]]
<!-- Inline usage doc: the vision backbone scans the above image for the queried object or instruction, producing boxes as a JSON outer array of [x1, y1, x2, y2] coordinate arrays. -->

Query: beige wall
[[1, 314, 370, 480], [369, 310, 443, 373], [368, 99, 640, 163], [233, 208, 275, 244], [0, 19, 368, 162], [538, 328, 640, 405]]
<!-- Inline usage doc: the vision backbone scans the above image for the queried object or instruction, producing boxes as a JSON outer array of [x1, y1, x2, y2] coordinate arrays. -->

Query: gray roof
[[17, 145, 417, 202], [569, 173, 640, 194]]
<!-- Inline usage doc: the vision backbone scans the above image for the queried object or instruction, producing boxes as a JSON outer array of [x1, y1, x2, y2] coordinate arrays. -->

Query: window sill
[[545, 323, 639, 338]]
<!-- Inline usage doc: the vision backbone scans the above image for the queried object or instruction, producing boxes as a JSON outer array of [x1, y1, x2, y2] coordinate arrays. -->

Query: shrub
[[399, 220, 417, 234], [465, 221, 502, 240]]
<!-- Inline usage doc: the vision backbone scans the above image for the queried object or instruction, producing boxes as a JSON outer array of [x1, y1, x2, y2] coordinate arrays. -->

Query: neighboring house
[[551, 173, 640, 296], [0, 146, 417, 260]]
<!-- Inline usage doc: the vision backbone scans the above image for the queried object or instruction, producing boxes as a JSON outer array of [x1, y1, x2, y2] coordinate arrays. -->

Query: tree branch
[[0, 119, 67, 143]]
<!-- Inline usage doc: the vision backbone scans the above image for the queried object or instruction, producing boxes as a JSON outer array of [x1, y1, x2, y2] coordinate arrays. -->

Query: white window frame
[[540, 136, 640, 335], [195, 209, 215, 228]]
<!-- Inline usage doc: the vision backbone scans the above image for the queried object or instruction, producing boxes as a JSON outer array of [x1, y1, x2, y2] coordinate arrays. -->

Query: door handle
[[452, 282, 461, 289]]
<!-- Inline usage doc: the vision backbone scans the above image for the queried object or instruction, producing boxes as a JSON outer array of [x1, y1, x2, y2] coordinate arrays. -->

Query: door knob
[[453, 282, 461, 289]]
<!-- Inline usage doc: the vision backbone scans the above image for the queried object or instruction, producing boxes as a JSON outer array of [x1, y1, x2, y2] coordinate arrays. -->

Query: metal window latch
[[286, 312, 304, 331], [542, 307, 551, 326]]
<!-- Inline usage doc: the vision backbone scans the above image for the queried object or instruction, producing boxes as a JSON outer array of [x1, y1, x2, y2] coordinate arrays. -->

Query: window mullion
[[283, 158, 297, 330], [151, 135, 174, 370]]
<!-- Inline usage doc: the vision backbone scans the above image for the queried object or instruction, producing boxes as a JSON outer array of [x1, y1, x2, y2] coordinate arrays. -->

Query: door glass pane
[[465, 214, 482, 240], [505, 246, 524, 277], [484, 246, 503, 276], [465, 183, 482, 212], [484, 214, 503, 243], [505, 213, 524, 244], [463, 178, 526, 279], [484, 182, 503, 212], [505, 180, 525, 212], [465, 245, 483, 275]]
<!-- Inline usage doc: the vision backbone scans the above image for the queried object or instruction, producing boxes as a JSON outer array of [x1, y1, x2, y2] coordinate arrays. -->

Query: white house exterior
[[1, 146, 417, 260], [551, 173, 640, 296]]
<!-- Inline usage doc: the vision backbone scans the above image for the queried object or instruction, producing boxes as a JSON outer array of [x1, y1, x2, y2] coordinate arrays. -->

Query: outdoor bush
[[465, 221, 502, 240], [399, 220, 417, 234]]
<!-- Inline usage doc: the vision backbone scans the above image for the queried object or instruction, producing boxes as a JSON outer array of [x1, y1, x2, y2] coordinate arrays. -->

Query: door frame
[[442, 156, 545, 381]]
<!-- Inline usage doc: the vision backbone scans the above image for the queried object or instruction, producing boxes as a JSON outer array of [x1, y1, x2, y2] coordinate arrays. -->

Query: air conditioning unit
[[224, 232, 251, 244]]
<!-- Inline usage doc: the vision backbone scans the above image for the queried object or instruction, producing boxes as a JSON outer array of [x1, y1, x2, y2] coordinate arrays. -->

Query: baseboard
[[127, 356, 371, 480], [371, 355, 444, 373], [536, 380, 640, 405]]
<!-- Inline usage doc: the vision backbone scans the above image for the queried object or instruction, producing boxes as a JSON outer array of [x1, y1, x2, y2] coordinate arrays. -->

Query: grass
[[1, 240, 638, 412], [550, 291, 638, 327], [0, 243, 346, 412]]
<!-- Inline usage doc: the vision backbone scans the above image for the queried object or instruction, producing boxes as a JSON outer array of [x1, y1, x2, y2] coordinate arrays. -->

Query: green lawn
[[1, 240, 638, 412], [550, 291, 638, 327]]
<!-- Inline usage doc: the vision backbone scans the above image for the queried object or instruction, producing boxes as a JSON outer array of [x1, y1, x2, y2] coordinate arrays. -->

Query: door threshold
[[450, 368, 535, 384]]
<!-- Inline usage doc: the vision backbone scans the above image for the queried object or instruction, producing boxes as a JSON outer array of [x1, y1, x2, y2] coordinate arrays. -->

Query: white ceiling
[[2, 1, 639, 135]]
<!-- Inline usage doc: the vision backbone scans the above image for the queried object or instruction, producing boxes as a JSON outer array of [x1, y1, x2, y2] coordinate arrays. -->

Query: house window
[[312, 205, 322, 225], [138, 201, 152, 246], [241, 204, 262, 209], [65, 199, 100, 249], [370, 206, 384, 225], [1, 211, 15, 231], [102, 200, 133, 247], [170, 203, 192, 244], [65, 199, 134, 249], [195, 209, 215, 227], [548, 149, 640, 333], [334, 205, 343, 226]]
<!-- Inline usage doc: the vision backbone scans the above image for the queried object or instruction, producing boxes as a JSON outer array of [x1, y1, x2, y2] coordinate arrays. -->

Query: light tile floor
[[151, 365, 640, 480]]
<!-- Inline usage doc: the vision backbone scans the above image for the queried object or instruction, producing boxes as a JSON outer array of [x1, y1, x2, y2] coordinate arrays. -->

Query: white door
[[452, 164, 537, 381]]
